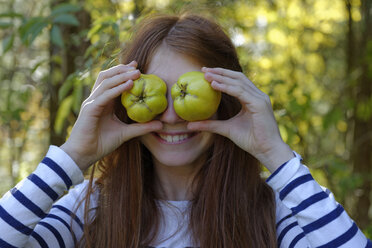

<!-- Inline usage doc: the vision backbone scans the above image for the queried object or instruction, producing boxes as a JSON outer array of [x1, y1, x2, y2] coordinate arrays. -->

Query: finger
[[124, 120, 163, 140], [90, 80, 134, 114], [203, 67, 265, 96], [93, 62, 138, 91], [127, 60, 137, 67], [208, 76, 264, 101], [204, 71, 244, 89], [210, 80, 253, 100], [187, 120, 229, 137], [202, 67, 241, 79], [91, 70, 140, 98], [100, 62, 137, 79]]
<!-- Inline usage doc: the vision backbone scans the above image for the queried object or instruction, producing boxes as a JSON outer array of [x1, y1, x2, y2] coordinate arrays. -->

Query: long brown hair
[[79, 13, 277, 247]]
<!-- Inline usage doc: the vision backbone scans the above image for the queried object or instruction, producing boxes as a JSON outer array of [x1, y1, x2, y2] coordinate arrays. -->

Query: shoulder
[[55, 179, 99, 209], [50, 179, 99, 225]]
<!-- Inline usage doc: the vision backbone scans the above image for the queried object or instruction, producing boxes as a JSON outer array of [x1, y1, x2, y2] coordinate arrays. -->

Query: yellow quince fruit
[[121, 74, 167, 123], [171, 71, 221, 121]]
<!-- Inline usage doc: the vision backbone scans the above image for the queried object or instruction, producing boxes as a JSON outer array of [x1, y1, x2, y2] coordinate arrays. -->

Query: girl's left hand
[[188, 67, 294, 172]]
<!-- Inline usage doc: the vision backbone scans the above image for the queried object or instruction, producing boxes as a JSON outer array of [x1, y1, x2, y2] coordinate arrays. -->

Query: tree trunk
[[348, 0, 372, 229]]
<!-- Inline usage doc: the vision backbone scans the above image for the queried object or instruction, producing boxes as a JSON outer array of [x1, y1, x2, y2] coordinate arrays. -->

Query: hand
[[188, 67, 293, 172], [60, 62, 163, 171]]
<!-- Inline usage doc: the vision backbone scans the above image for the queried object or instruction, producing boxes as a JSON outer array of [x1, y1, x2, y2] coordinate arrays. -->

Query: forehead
[[146, 45, 202, 85]]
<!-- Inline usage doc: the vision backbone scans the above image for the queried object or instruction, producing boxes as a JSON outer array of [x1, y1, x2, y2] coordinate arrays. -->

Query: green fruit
[[171, 71, 221, 121], [121, 74, 167, 123]]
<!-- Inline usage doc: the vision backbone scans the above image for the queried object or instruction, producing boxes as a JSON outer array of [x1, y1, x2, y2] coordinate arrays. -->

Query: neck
[[153, 157, 205, 201]]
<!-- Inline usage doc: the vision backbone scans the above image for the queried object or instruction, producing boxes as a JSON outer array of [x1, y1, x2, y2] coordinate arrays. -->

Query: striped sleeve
[[267, 152, 371, 248], [0, 145, 84, 248]]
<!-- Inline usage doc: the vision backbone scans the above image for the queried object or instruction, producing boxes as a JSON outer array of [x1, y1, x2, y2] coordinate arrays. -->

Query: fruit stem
[[138, 79, 146, 102], [180, 83, 187, 98]]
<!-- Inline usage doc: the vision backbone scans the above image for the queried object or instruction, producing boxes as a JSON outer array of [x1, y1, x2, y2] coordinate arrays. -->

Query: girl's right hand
[[60, 61, 163, 171]]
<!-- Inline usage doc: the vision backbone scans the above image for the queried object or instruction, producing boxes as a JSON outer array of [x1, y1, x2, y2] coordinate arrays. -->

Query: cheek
[[139, 133, 153, 149]]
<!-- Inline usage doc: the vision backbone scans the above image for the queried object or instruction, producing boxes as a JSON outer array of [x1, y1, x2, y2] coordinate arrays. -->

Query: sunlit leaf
[[58, 74, 76, 101], [87, 23, 103, 39], [54, 95, 73, 135], [31, 60, 47, 74]]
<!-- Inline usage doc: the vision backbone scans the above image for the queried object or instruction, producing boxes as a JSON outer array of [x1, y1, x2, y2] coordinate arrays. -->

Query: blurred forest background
[[0, 0, 371, 237]]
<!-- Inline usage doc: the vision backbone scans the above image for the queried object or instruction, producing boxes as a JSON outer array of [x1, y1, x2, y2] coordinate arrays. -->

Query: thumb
[[188, 120, 228, 137], [124, 120, 163, 140]]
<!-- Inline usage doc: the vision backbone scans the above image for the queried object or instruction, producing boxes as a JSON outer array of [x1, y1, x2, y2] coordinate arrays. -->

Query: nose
[[157, 90, 184, 124]]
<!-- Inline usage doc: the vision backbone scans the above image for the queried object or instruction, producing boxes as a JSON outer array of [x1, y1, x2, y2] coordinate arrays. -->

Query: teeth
[[159, 134, 190, 143]]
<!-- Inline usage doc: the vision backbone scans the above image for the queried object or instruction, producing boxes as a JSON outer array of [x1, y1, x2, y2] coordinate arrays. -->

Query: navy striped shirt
[[0, 146, 370, 247]]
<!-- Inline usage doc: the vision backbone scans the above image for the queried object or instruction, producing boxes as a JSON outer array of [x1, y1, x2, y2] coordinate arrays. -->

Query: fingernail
[[131, 69, 140, 75]]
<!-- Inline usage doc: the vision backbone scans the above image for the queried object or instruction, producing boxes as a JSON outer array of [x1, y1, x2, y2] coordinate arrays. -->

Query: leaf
[[0, 21, 12, 29], [53, 14, 79, 26], [87, 23, 102, 39], [51, 25, 64, 48], [31, 59, 47, 74], [29, 22, 49, 45], [323, 107, 343, 130], [101, 57, 117, 70], [58, 74, 75, 101], [0, 12, 23, 19], [356, 97, 372, 121], [54, 95, 73, 135], [72, 80, 83, 113], [2, 33, 14, 53], [84, 44, 96, 58], [19, 17, 49, 45], [111, 23, 119, 36], [51, 3, 81, 16]]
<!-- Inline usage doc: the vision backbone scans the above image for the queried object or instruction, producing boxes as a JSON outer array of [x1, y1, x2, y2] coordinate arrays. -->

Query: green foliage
[[53, 14, 79, 26], [2, 33, 14, 53], [356, 96, 372, 121], [51, 3, 81, 16], [51, 25, 63, 48], [19, 17, 48, 45], [55, 95, 73, 135]]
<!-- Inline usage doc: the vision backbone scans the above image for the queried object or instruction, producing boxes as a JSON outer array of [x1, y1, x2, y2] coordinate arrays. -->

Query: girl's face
[[139, 45, 216, 168]]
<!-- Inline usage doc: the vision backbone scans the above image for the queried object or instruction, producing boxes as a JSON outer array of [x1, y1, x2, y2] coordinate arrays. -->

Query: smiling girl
[[0, 13, 370, 248]]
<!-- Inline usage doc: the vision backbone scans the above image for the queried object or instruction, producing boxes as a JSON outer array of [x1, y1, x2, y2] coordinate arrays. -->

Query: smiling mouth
[[153, 132, 199, 143]]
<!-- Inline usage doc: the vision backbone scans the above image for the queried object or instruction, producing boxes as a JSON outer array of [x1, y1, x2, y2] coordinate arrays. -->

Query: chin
[[152, 151, 205, 168]]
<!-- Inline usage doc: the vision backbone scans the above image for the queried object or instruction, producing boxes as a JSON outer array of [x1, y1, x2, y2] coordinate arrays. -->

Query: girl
[[0, 13, 370, 248]]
